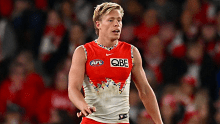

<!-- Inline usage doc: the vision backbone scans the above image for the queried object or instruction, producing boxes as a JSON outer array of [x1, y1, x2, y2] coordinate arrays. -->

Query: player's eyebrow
[[107, 17, 122, 20]]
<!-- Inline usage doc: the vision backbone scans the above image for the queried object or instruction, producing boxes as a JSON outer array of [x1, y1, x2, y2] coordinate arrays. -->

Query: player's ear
[[96, 21, 101, 29]]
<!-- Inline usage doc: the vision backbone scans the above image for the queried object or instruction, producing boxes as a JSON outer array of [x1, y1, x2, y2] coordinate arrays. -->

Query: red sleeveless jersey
[[84, 40, 133, 93], [82, 40, 133, 123]]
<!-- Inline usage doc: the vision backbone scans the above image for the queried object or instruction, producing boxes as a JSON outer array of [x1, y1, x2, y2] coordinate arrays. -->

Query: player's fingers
[[81, 110, 89, 116], [77, 111, 87, 117], [85, 106, 92, 114], [77, 112, 82, 117], [78, 106, 96, 118], [91, 106, 96, 112]]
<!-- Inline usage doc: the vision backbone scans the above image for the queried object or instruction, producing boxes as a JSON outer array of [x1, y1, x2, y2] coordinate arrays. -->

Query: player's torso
[[82, 40, 133, 123]]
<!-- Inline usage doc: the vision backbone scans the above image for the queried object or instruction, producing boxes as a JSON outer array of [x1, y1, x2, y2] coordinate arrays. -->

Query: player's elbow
[[138, 87, 154, 100], [138, 90, 148, 100], [68, 86, 72, 100], [68, 84, 75, 101], [68, 84, 79, 100]]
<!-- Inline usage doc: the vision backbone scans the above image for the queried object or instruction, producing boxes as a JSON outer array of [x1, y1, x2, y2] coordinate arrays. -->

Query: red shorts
[[81, 117, 129, 124]]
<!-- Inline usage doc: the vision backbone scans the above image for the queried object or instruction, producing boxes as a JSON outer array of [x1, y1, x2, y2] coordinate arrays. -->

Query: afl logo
[[90, 59, 104, 67]]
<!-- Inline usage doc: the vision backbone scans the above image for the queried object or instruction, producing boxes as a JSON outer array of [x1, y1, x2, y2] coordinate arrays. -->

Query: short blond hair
[[93, 2, 124, 36]]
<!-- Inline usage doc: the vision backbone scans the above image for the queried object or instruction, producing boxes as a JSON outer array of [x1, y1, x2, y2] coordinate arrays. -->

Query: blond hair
[[93, 2, 124, 36]]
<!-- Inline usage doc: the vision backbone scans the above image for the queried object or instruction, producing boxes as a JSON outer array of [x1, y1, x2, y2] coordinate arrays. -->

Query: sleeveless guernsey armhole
[[131, 45, 134, 66], [81, 45, 87, 60]]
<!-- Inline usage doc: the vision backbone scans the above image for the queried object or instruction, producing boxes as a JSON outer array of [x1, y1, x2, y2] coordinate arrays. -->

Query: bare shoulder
[[74, 45, 85, 56], [71, 45, 87, 62], [132, 46, 142, 66], [132, 46, 139, 55]]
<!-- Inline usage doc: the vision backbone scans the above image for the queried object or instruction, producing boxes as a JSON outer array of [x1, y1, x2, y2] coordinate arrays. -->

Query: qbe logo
[[90, 59, 104, 67], [110, 58, 129, 68]]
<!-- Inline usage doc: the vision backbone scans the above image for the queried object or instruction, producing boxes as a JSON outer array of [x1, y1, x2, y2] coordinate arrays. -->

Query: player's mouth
[[112, 29, 120, 34]]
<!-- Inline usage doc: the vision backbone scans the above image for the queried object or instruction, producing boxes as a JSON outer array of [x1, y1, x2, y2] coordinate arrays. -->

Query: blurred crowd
[[0, 0, 219, 123]]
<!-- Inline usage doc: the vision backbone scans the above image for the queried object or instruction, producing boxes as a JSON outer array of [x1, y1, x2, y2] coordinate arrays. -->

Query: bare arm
[[68, 46, 96, 117], [131, 46, 163, 124]]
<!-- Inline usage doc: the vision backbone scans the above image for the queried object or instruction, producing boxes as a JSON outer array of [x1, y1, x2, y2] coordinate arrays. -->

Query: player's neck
[[96, 37, 118, 48]]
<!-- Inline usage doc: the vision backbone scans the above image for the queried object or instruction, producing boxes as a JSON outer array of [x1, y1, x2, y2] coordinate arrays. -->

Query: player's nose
[[114, 20, 120, 27]]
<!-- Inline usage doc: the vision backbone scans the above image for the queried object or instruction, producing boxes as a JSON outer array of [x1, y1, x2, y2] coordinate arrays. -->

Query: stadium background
[[0, 0, 220, 123]]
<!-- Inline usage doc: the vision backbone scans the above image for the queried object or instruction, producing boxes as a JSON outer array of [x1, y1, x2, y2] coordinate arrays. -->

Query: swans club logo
[[119, 113, 128, 120], [90, 59, 104, 67]]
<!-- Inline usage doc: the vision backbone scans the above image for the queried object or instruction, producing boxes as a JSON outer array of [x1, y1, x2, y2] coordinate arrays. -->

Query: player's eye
[[108, 20, 113, 22]]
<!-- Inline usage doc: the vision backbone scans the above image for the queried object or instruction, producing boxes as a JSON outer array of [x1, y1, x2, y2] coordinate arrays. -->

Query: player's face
[[97, 9, 122, 40]]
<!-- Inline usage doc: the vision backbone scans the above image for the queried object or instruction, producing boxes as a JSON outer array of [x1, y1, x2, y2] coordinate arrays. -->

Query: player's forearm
[[139, 88, 163, 124], [68, 86, 88, 111]]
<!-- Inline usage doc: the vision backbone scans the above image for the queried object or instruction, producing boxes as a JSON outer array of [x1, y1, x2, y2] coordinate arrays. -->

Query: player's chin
[[111, 35, 120, 40]]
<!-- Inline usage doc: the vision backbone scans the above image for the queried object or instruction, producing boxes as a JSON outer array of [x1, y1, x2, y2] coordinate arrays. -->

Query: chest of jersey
[[84, 41, 132, 91]]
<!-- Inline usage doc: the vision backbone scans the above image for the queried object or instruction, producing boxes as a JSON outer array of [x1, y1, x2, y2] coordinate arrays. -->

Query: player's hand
[[77, 106, 96, 117]]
